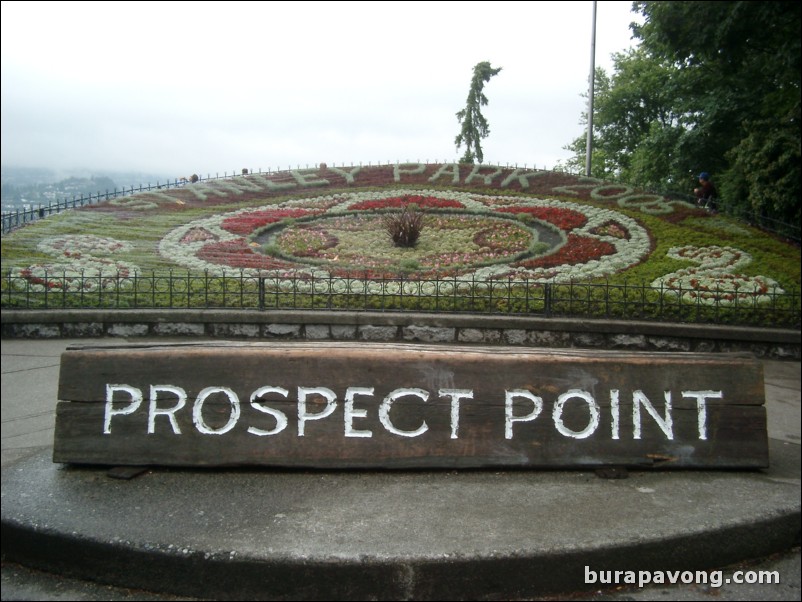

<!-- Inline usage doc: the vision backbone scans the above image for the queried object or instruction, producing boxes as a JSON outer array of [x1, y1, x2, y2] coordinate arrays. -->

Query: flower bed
[[159, 190, 652, 283], [1, 165, 797, 312]]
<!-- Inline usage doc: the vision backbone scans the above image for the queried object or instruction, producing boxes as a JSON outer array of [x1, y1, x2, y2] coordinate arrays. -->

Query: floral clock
[[159, 189, 651, 283]]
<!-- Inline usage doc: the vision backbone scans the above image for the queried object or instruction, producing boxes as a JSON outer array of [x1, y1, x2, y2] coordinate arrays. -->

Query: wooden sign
[[53, 342, 769, 469]]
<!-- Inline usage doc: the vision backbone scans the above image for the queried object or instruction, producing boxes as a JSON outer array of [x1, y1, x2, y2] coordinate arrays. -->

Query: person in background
[[694, 172, 718, 213]]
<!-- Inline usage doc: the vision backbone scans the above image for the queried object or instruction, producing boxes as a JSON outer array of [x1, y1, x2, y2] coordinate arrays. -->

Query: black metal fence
[[2, 270, 799, 328]]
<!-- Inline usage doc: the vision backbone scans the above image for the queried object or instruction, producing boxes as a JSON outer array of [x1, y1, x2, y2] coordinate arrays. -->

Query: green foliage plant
[[382, 203, 425, 247]]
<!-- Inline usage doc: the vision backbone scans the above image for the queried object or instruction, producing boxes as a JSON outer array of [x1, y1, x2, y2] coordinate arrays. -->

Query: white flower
[[652, 245, 784, 305], [38, 235, 133, 257]]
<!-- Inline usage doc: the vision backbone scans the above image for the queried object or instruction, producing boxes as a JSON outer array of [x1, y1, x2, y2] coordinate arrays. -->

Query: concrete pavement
[[2, 338, 800, 600]]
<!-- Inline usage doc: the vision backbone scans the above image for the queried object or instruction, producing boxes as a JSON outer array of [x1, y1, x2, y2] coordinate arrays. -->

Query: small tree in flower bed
[[383, 202, 424, 248]]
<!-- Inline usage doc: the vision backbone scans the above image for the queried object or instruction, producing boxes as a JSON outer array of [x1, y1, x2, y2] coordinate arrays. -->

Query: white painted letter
[[379, 388, 429, 437], [610, 389, 620, 440], [553, 389, 600, 439], [505, 390, 543, 439], [193, 387, 240, 435], [682, 390, 722, 440], [440, 389, 473, 439], [104, 384, 143, 434], [344, 387, 374, 438], [633, 390, 673, 440], [148, 385, 187, 434], [248, 386, 289, 436], [297, 387, 337, 436]]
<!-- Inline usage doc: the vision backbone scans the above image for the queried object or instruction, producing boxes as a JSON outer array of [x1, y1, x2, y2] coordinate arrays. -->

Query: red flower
[[197, 240, 296, 270], [221, 208, 314, 235], [496, 206, 588, 231], [514, 234, 616, 269], [348, 195, 465, 211]]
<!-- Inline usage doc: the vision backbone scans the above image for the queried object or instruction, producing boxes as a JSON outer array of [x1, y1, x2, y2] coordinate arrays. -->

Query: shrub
[[399, 258, 421, 272], [382, 202, 424, 247]]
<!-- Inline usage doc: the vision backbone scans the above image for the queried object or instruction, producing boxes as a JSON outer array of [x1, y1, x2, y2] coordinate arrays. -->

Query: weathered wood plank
[[53, 343, 768, 469]]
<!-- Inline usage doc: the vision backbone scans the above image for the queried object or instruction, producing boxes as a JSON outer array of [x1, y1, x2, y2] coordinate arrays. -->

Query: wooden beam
[[53, 343, 768, 469]]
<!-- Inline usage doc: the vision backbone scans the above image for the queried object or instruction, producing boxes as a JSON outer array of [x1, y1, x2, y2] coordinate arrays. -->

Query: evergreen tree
[[455, 62, 502, 164]]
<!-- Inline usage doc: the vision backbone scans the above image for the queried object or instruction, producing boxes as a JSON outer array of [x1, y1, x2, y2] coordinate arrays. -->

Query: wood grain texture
[[53, 343, 768, 469]]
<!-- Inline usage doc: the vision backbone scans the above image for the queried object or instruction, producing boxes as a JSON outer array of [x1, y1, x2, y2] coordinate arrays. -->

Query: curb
[[3, 440, 800, 600]]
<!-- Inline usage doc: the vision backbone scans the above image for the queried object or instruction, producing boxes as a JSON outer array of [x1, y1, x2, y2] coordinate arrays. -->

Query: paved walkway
[[2, 339, 799, 600]]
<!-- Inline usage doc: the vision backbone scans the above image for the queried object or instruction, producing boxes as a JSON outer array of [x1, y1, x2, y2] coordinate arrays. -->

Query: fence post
[[544, 282, 552, 317]]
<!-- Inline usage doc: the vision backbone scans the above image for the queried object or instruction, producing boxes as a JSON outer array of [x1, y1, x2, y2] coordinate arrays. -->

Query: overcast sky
[[1, 1, 642, 177]]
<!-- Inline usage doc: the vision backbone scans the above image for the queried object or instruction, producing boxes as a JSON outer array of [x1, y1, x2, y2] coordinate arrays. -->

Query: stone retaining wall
[[2, 309, 799, 359]]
